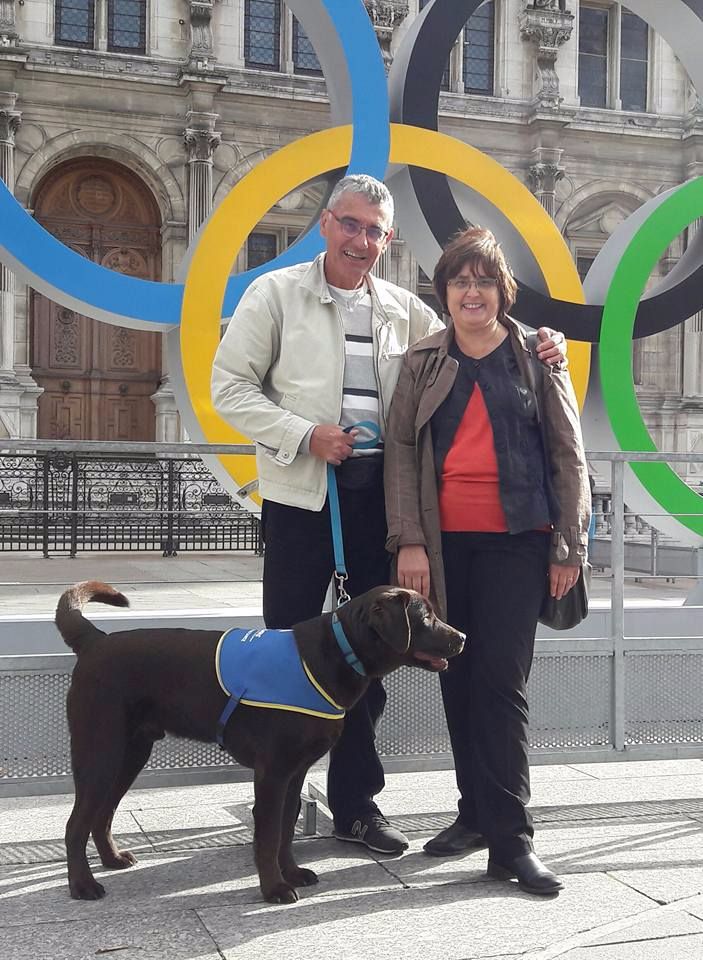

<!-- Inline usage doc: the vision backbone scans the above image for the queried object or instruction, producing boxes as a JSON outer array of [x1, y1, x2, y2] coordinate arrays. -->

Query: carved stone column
[[528, 148, 564, 219], [519, 1, 574, 112], [183, 113, 221, 242], [0, 99, 20, 375], [364, 1, 409, 70]]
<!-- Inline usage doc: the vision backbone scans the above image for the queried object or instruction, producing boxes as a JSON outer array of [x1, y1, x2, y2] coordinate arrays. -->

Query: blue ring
[[0, 0, 389, 328]]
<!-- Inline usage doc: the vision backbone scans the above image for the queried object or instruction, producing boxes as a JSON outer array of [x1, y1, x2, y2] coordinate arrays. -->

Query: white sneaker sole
[[333, 831, 408, 855]]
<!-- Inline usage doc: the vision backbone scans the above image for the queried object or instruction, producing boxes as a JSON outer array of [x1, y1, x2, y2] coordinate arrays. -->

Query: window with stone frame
[[292, 15, 321, 75], [246, 228, 300, 269], [247, 232, 278, 269], [418, 0, 495, 96], [55, 0, 145, 53], [244, 1, 321, 75], [244, 0, 281, 70], [108, 0, 146, 54], [578, 3, 649, 111], [55, 0, 95, 48], [463, 0, 495, 94]]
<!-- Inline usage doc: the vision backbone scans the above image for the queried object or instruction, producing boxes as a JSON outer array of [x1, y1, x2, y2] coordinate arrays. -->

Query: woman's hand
[[549, 563, 580, 600], [397, 545, 431, 598]]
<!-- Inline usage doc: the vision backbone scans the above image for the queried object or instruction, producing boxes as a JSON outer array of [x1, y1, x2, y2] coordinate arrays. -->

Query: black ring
[[389, 0, 703, 342]]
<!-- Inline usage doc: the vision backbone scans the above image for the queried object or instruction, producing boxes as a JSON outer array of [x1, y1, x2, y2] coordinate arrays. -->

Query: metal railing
[[0, 440, 261, 557], [2, 445, 703, 796]]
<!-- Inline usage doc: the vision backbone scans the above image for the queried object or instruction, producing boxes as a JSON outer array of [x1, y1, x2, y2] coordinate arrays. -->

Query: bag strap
[[524, 332, 545, 429], [526, 334, 559, 559]]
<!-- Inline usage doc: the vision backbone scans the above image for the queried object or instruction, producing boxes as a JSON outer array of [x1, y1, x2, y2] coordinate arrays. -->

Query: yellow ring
[[181, 123, 589, 496]]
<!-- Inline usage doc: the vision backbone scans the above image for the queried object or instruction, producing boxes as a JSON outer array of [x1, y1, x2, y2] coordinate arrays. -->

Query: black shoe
[[487, 852, 564, 895], [423, 818, 487, 857], [333, 813, 409, 855]]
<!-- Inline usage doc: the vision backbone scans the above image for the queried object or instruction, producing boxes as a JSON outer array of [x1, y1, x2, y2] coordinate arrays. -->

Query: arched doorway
[[31, 158, 162, 440]]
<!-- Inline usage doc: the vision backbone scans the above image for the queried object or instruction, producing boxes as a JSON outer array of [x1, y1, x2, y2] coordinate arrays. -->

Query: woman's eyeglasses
[[447, 277, 498, 291], [327, 211, 389, 244]]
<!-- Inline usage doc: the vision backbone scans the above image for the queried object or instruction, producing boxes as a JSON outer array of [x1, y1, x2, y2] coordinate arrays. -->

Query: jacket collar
[[411, 313, 529, 354], [297, 253, 407, 320]]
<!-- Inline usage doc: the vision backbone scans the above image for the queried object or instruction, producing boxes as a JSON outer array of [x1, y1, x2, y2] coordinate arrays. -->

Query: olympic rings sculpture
[[1, 0, 703, 542]]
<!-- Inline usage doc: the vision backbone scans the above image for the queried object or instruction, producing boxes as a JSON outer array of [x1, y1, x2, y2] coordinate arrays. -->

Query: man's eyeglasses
[[447, 277, 498, 292], [327, 211, 389, 244]]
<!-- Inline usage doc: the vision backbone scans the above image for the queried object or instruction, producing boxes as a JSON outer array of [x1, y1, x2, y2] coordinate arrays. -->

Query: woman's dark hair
[[433, 226, 518, 317]]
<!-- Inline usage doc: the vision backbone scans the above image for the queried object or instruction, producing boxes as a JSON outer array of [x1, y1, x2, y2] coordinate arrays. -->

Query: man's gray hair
[[327, 174, 394, 225]]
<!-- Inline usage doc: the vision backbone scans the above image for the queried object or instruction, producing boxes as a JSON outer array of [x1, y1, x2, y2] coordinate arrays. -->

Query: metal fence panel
[[626, 651, 703, 745], [0, 451, 261, 556]]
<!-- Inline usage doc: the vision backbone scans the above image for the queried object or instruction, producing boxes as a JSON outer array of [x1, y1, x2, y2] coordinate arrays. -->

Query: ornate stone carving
[[111, 327, 136, 368], [528, 162, 564, 195], [183, 126, 221, 163], [102, 247, 148, 277], [529, 0, 567, 10], [187, 0, 215, 72], [364, 0, 408, 27], [364, 1, 409, 68], [519, 2, 574, 111], [0, 108, 20, 145], [0, 0, 19, 46], [53, 309, 80, 367], [76, 176, 117, 216]]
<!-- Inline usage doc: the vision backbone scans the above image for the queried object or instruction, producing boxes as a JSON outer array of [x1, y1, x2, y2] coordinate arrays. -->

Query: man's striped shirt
[[328, 283, 383, 456]]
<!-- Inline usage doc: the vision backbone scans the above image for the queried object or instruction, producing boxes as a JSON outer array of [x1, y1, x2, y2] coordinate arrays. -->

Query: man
[[212, 174, 565, 855]]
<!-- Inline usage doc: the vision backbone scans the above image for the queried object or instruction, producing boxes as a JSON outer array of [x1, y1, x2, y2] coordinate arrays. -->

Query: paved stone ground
[[0, 550, 696, 614], [3, 552, 703, 958], [3, 763, 703, 959]]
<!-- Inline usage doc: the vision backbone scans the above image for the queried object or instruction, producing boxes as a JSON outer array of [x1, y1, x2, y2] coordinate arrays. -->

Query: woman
[[384, 227, 590, 895]]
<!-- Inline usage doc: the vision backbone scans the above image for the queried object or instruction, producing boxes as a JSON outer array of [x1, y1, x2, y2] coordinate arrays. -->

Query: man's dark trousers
[[260, 471, 390, 827]]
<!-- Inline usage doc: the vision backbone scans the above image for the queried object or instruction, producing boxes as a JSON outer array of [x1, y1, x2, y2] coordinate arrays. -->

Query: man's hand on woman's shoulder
[[536, 327, 567, 367]]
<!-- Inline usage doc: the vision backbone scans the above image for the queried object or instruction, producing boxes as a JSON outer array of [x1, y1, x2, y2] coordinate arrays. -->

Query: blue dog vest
[[215, 627, 345, 745]]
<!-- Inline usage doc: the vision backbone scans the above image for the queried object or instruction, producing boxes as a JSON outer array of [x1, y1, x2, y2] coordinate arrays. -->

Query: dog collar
[[332, 612, 366, 676]]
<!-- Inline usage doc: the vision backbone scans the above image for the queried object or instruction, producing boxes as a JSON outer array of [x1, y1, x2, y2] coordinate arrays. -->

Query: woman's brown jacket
[[384, 316, 591, 620]]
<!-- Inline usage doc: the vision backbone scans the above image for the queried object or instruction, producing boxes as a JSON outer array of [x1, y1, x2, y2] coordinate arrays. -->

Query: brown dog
[[55, 581, 464, 904]]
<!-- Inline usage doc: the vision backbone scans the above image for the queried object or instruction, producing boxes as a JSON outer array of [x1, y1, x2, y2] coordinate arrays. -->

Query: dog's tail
[[55, 581, 129, 654]]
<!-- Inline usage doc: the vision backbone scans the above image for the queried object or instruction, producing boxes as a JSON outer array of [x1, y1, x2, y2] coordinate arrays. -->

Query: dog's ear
[[369, 590, 411, 654]]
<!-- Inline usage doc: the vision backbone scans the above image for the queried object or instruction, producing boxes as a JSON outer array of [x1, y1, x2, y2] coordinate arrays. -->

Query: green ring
[[600, 177, 703, 537]]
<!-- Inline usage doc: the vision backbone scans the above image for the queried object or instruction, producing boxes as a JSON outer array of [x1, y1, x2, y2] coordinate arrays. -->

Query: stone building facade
[[0, 0, 700, 486]]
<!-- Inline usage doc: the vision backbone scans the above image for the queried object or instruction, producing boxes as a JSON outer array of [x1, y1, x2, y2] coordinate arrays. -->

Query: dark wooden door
[[31, 159, 162, 441]]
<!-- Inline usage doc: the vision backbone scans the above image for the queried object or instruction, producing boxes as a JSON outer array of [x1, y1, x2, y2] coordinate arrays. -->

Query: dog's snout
[[446, 627, 466, 657]]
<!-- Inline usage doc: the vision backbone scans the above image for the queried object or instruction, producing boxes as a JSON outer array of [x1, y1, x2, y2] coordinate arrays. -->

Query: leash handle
[[328, 421, 381, 606]]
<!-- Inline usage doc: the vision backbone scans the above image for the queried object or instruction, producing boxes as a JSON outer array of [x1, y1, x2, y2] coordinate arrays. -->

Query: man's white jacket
[[211, 253, 443, 511]]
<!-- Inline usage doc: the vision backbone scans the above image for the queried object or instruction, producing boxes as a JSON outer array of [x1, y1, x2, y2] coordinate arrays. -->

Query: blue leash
[[326, 420, 381, 608], [332, 612, 366, 676]]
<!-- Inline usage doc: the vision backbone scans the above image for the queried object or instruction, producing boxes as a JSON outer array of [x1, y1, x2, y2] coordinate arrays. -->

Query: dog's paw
[[69, 877, 106, 901], [283, 866, 319, 888], [263, 882, 299, 905], [101, 850, 137, 870]]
